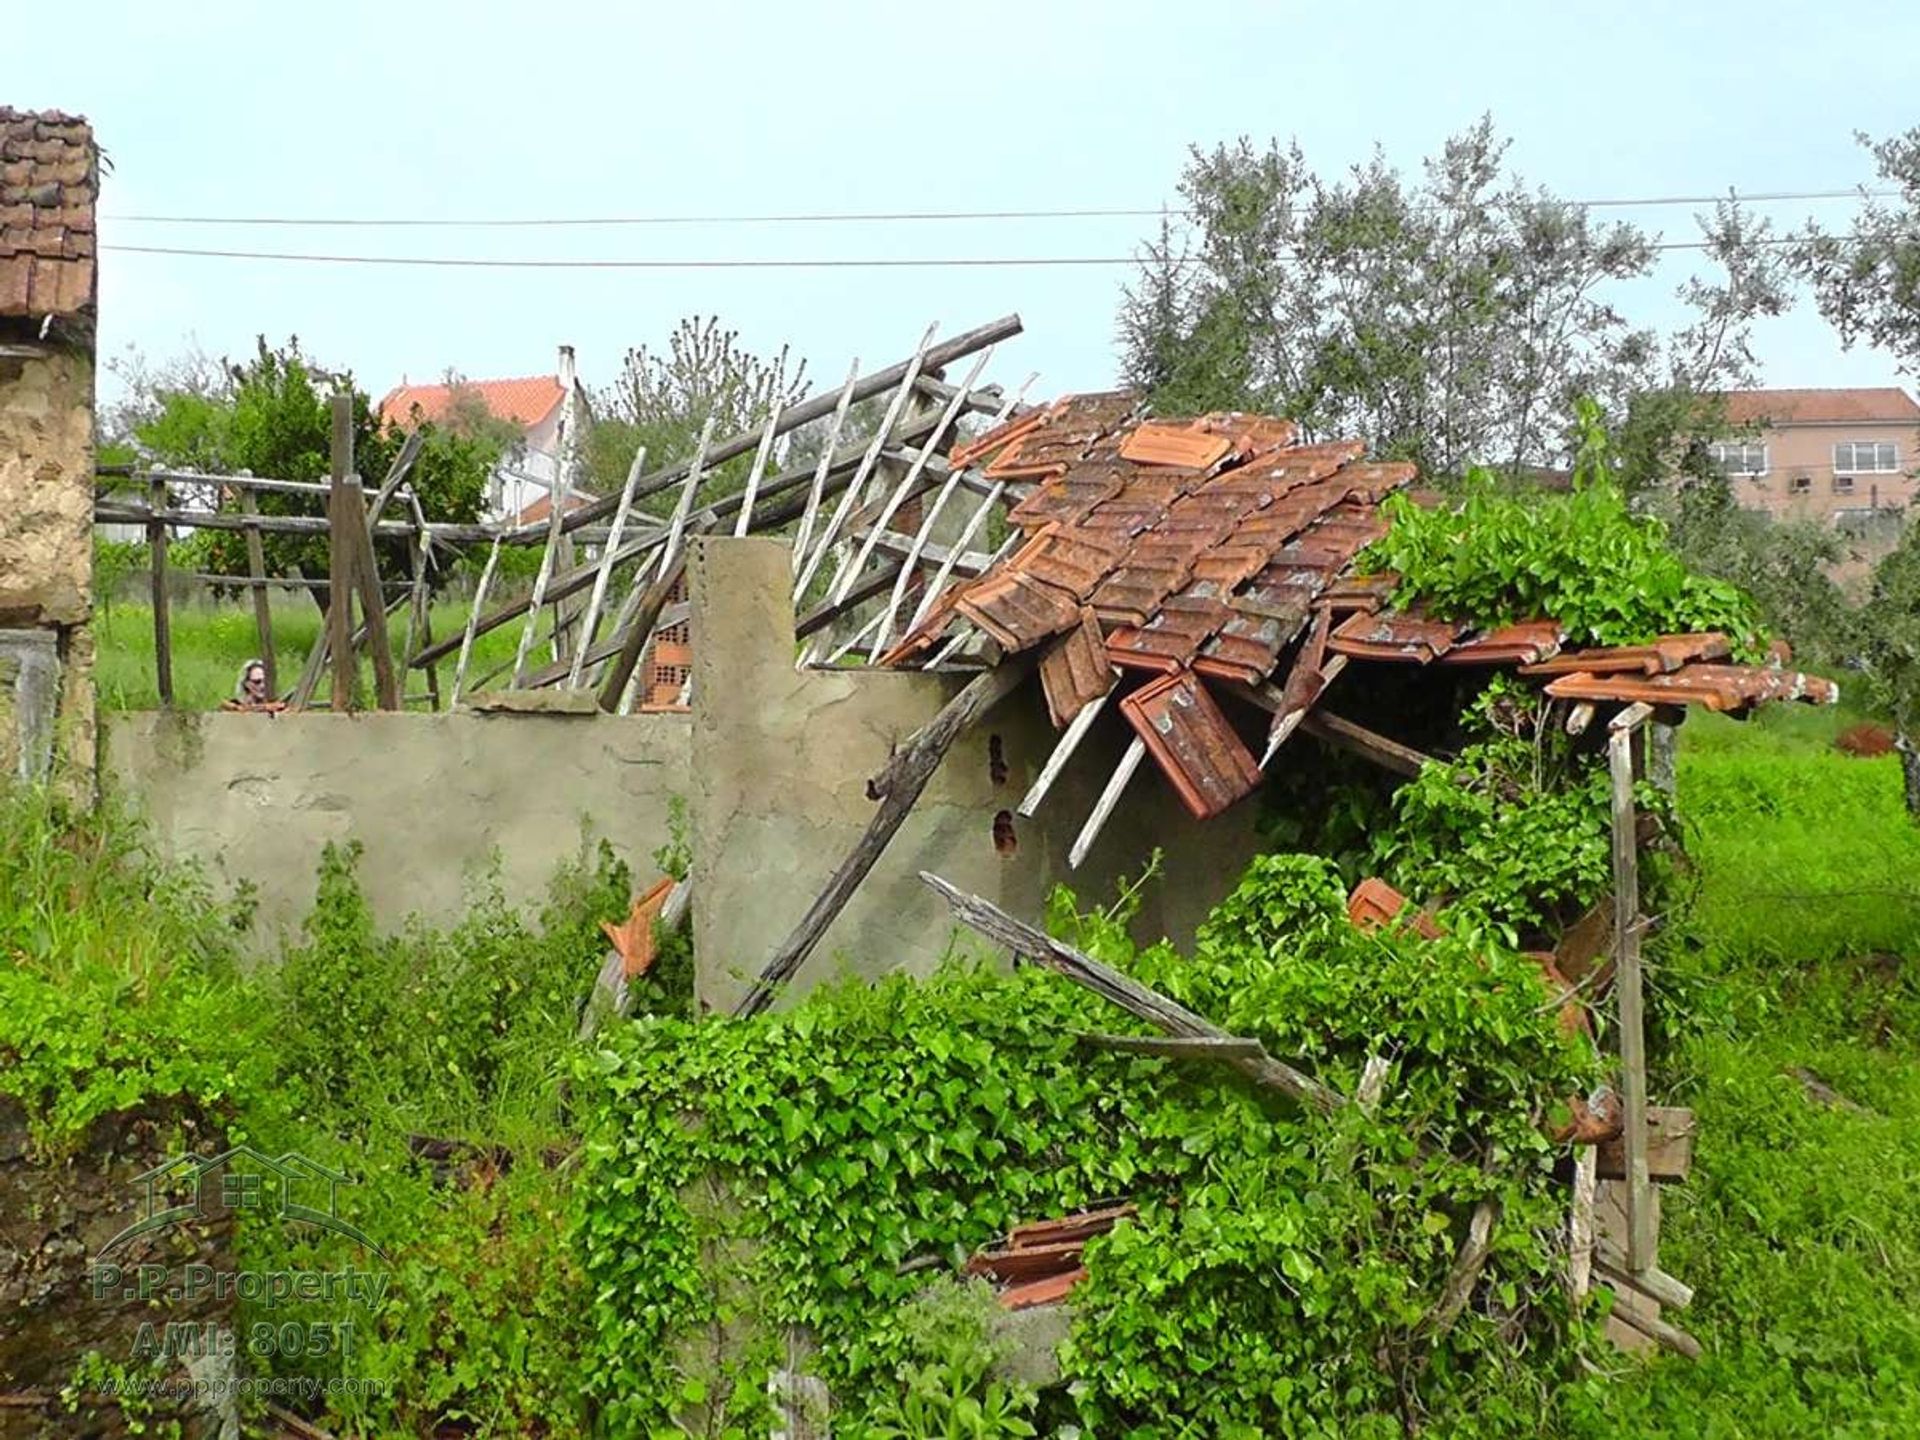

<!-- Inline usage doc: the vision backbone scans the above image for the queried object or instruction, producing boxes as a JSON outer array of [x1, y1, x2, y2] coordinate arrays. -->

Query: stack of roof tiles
[[0, 108, 96, 320], [881, 393, 1836, 821]]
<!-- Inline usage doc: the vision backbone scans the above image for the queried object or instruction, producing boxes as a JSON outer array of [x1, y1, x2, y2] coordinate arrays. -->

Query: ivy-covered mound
[[574, 857, 1605, 1438], [1360, 403, 1765, 658]]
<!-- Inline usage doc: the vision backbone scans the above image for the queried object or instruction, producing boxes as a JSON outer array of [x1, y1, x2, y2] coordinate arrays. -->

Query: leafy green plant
[[854, 1280, 1038, 1439], [1362, 402, 1765, 656], [1362, 676, 1672, 940], [575, 851, 1601, 1436]]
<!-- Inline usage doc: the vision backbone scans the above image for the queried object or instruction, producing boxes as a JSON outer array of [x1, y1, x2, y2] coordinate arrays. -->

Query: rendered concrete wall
[[688, 538, 1262, 1012], [102, 709, 692, 951], [98, 541, 1261, 990], [0, 343, 94, 788]]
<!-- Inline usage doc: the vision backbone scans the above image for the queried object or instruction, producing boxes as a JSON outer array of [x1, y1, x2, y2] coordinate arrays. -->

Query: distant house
[[378, 344, 594, 523], [1708, 387, 1920, 525]]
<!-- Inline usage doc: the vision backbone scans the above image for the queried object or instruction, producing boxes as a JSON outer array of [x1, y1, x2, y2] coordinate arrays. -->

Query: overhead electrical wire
[[99, 233, 1881, 272], [101, 187, 1900, 229]]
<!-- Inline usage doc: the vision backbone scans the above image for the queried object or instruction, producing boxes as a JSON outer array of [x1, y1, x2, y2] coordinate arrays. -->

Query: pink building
[[1709, 387, 1920, 525]]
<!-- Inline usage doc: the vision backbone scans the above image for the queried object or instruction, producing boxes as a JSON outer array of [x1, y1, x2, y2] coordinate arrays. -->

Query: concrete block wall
[[99, 538, 1265, 996], [686, 538, 1262, 1012], [104, 709, 693, 951]]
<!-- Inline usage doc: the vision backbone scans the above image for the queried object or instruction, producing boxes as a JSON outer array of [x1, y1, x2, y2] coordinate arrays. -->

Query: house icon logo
[[97, 1146, 387, 1260]]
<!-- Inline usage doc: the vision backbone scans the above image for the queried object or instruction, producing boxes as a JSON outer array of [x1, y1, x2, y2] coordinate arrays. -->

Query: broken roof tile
[[1007, 527, 1126, 600], [1520, 633, 1731, 677], [1039, 608, 1115, 728], [954, 570, 1083, 652], [1438, 620, 1565, 666], [1120, 670, 1264, 819], [1327, 610, 1467, 663], [949, 408, 1048, 471], [1544, 663, 1838, 713], [1104, 594, 1229, 671]]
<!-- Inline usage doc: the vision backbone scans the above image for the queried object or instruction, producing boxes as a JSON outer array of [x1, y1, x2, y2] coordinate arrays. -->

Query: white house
[[378, 344, 595, 524]]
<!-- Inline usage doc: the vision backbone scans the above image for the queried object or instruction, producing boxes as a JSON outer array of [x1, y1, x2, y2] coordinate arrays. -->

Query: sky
[[8, 0, 1918, 414]]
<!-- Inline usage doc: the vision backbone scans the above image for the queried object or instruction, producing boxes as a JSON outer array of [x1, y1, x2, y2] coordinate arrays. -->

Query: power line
[[100, 188, 1900, 229], [100, 233, 1870, 272]]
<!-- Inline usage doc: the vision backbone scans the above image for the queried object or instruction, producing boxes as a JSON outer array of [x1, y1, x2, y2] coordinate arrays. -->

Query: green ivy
[[1364, 677, 1673, 941], [574, 855, 1604, 1435], [1361, 402, 1765, 657]]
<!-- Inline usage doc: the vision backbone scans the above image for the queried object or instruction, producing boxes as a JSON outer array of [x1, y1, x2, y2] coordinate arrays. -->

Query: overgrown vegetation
[[6, 700, 1918, 1436], [1361, 401, 1765, 657], [576, 854, 1598, 1437], [103, 336, 503, 596]]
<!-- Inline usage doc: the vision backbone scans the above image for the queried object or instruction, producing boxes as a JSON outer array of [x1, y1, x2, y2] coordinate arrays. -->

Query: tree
[[1119, 118, 1787, 483], [125, 338, 499, 605], [585, 316, 809, 512], [1861, 526, 1920, 817], [1799, 128, 1920, 367], [1800, 128, 1920, 815]]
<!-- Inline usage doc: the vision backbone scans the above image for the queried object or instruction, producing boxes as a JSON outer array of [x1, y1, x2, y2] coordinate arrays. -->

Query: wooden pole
[[1609, 700, 1656, 1272], [569, 446, 647, 687], [734, 656, 1036, 1018], [343, 475, 401, 710], [792, 358, 861, 570], [919, 871, 1345, 1114], [404, 531, 439, 710], [147, 475, 173, 706], [327, 395, 355, 712], [733, 406, 783, 538], [237, 482, 276, 695], [1017, 693, 1109, 817], [595, 555, 690, 714], [449, 538, 502, 707], [511, 480, 572, 687]]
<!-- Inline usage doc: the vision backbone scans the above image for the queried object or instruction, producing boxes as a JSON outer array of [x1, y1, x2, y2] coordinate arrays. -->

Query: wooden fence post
[[1608, 700, 1656, 1271], [328, 394, 356, 712], [147, 474, 173, 706], [237, 480, 276, 695]]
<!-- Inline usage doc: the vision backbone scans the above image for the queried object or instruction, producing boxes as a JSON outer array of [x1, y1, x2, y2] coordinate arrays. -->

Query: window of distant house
[[1790, 475, 1812, 494], [1832, 440, 1900, 473], [1707, 441, 1768, 476], [1832, 474, 1856, 495]]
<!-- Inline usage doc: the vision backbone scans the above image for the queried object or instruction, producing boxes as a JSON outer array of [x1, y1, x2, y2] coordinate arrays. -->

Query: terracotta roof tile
[[1118, 421, 1233, 470], [1038, 608, 1115, 728], [1544, 662, 1839, 712], [1519, 633, 1729, 677], [1327, 610, 1468, 663], [379, 374, 566, 431], [0, 107, 96, 320], [954, 570, 1082, 651], [1722, 388, 1920, 426], [1119, 671, 1263, 819]]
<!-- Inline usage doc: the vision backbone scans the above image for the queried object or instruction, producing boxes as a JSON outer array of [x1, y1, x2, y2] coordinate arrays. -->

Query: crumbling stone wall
[[0, 342, 95, 785]]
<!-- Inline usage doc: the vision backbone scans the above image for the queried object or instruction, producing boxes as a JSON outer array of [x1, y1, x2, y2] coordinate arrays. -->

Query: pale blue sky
[[8, 0, 1916, 411]]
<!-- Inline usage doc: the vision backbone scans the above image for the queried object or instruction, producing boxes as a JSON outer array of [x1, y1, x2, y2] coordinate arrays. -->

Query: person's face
[[244, 666, 267, 700]]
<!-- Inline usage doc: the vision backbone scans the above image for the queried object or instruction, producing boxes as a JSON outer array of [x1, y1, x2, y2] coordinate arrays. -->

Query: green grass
[[93, 594, 530, 710], [1571, 702, 1920, 1437]]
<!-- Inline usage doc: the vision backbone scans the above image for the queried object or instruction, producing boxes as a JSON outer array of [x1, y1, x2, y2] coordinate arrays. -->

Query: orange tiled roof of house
[[378, 375, 565, 431], [1722, 388, 1920, 426], [0, 107, 97, 319]]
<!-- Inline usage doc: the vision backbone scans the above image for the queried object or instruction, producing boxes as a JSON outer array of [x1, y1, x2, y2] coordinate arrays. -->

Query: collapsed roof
[[874, 393, 1837, 825]]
